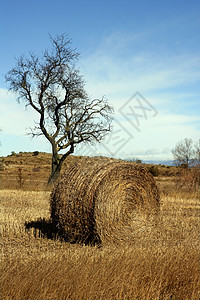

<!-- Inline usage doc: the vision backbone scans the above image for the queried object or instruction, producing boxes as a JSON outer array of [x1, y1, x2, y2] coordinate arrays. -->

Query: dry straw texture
[[50, 156, 160, 245]]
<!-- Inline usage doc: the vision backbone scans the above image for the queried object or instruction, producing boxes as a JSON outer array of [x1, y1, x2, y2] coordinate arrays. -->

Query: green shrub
[[33, 151, 39, 156], [149, 166, 159, 177], [11, 151, 17, 156]]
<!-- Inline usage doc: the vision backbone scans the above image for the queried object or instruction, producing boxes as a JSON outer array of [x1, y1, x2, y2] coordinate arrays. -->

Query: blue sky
[[0, 0, 199, 160]]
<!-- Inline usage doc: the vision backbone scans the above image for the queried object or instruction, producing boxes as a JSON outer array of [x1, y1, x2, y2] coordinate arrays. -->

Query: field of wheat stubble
[[0, 153, 200, 299]]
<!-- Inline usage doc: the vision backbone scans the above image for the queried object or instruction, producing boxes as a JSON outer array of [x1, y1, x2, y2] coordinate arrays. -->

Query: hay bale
[[50, 157, 160, 245]]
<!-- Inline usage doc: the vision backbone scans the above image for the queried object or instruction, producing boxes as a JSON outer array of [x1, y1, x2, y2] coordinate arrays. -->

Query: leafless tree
[[172, 138, 195, 167], [5, 34, 113, 184], [194, 139, 200, 166]]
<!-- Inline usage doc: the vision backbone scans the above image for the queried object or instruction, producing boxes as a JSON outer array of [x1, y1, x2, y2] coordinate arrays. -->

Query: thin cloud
[[0, 88, 39, 136], [81, 49, 200, 98]]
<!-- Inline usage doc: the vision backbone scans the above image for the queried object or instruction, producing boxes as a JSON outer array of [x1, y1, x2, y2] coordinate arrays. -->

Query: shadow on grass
[[25, 218, 58, 240], [24, 218, 101, 246]]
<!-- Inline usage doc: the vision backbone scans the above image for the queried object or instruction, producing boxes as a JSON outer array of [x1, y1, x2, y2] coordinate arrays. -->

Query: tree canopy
[[5, 34, 113, 183]]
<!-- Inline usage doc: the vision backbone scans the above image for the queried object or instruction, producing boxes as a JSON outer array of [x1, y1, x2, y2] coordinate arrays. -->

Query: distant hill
[[0, 152, 178, 190], [143, 160, 175, 166], [125, 158, 175, 166]]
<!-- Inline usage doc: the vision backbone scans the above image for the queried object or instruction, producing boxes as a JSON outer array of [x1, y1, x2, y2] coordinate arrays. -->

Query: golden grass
[[1, 189, 200, 299]]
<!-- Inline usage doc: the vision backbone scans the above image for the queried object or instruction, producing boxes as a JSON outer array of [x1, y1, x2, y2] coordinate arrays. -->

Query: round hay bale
[[50, 156, 160, 245]]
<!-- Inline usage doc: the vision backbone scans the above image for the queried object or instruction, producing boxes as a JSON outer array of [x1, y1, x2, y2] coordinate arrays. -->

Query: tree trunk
[[48, 164, 62, 185], [48, 143, 74, 186], [48, 153, 63, 186]]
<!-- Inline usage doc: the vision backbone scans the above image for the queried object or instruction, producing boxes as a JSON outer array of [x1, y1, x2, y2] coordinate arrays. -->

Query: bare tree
[[5, 34, 113, 184], [194, 139, 200, 166], [172, 138, 195, 167]]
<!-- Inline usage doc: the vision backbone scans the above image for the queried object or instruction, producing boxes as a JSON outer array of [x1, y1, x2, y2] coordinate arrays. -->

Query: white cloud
[[0, 88, 40, 136], [80, 31, 200, 105], [81, 52, 200, 100], [75, 110, 200, 160]]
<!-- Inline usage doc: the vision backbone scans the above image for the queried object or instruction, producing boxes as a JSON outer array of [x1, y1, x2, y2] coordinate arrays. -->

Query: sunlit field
[[1, 186, 199, 299], [0, 153, 200, 299]]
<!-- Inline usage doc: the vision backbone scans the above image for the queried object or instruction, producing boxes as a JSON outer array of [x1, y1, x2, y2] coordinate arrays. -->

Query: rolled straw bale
[[50, 157, 160, 245]]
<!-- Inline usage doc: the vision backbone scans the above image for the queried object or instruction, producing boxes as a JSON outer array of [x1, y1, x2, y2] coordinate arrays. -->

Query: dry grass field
[[0, 152, 200, 299]]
